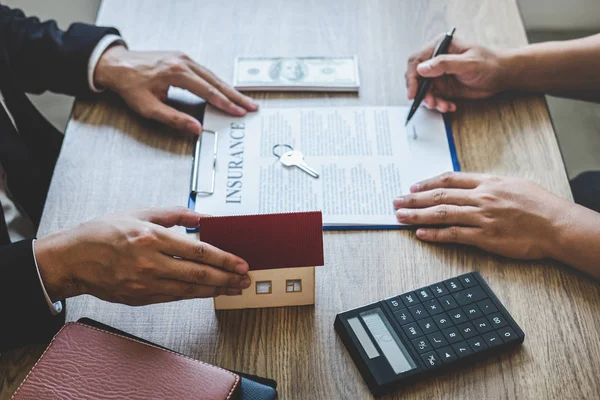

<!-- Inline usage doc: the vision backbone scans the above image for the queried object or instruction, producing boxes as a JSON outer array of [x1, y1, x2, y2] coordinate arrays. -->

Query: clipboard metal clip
[[190, 129, 218, 197]]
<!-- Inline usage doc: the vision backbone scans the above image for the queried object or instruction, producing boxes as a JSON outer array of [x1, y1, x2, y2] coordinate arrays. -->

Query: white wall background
[[2, 0, 100, 27], [519, 0, 600, 30], [4, 0, 600, 37], [3, 0, 599, 135], [1, 0, 101, 131]]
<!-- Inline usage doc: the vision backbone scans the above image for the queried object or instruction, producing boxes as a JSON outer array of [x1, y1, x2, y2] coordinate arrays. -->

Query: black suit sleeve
[[0, 240, 65, 352], [0, 4, 120, 96]]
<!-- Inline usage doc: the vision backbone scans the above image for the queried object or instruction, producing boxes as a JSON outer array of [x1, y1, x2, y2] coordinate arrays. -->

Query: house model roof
[[198, 211, 324, 271]]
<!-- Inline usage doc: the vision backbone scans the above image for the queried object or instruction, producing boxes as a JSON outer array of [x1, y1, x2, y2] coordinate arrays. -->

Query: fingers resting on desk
[[393, 171, 570, 260], [94, 46, 259, 135]]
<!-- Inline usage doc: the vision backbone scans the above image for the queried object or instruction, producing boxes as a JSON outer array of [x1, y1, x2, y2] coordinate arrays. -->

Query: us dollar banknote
[[233, 56, 360, 92]]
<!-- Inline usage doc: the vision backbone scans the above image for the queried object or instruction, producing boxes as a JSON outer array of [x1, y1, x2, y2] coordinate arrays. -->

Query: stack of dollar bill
[[233, 56, 360, 92]]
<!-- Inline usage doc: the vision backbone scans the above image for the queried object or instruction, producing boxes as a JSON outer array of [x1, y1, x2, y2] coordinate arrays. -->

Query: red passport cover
[[198, 211, 324, 271], [11, 323, 240, 400]]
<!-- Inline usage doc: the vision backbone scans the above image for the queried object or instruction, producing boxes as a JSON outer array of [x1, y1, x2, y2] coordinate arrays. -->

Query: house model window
[[256, 281, 272, 294], [286, 279, 302, 293]]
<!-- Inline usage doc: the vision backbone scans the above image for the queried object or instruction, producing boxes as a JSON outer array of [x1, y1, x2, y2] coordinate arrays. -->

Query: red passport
[[198, 211, 324, 270], [11, 323, 240, 400]]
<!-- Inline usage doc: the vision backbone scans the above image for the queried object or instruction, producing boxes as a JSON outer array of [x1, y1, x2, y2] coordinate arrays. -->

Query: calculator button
[[439, 295, 459, 311], [496, 326, 518, 343], [423, 299, 443, 315], [466, 336, 488, 352], [411, 337, 432, 354], [426, 332, 448, 349], [443, 279, 463, 293], [416, 287, 434, 301], [442, 326, 463, 344], [400, 292, 419, 307], [432, 313, 453, 330], [402, 322, 423, 339], [463, 304, 483, 320], [385, 297, 404, 312], [458, 273, 477, 288], [456, 322, 478, 339], [476, 299, 498, 315], [436, 346, 458, 363], [473, 317, 493, 334], [417, 318, 437, 335], [449, 310, 467, 324], [453, 286, 486, 306], [452, 341, 473, 358], [487, 312, 508, 329], [421, 351, 443, 369], [482, 331, 502, 347], [408, 304, 429, 320], [429, 283, 449, 298], [393, 309, 414, 325]]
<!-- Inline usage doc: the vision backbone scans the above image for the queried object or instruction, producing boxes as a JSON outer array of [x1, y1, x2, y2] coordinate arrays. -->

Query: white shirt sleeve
[[87, 34, 128, 93], [31, 239, 63, 316]]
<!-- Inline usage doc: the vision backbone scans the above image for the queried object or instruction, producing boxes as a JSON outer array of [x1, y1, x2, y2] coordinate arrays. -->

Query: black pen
[[405, 27, 456, 126]]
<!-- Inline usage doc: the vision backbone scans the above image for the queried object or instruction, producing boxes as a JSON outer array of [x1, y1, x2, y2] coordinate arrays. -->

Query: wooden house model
[[198, 211, 324, 310]]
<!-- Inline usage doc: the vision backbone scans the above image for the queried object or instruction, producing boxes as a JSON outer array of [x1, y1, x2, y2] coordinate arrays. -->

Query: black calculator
[[334, 272, 525, 396]]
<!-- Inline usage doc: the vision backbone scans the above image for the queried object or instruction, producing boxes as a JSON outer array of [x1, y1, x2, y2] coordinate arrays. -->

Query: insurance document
[[193, 106, 457, 228]]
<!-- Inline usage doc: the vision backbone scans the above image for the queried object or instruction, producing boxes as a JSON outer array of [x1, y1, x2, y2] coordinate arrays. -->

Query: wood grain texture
[[3, 0, 600, 399]]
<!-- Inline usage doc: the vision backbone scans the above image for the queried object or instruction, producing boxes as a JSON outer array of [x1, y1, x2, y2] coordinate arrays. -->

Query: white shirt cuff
[[32, 239, 63, 316], [87, 34, 128, 93]]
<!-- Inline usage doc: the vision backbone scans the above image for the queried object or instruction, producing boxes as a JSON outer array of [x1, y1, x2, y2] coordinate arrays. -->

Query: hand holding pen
[[405, 28, 508, 121], [405, 27, 456, 125]]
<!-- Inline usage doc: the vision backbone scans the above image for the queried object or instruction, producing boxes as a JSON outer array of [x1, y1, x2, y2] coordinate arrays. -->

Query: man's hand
[[94, 46, 258, 135], [393, 172, 572, 260], [406, 37, 511, 113], [34, 207, 251, 306]]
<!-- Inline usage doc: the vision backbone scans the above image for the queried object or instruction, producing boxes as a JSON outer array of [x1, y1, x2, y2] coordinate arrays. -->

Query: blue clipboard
[[187, 114, 459, 232]]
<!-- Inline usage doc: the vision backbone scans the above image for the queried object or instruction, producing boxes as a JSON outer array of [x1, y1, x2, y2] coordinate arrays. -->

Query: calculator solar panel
[[334, 272, 525, 396]]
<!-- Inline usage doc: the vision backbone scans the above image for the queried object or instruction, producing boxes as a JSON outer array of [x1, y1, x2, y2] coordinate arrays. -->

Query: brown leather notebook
[[11, 323, 240, 400]]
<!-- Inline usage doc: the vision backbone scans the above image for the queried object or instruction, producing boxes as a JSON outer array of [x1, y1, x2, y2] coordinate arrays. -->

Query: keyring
[[272, 144, 293, 158]]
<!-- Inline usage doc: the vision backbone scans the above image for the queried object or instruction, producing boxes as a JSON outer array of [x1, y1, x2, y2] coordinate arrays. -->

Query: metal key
[[279, 150, 319, 178]]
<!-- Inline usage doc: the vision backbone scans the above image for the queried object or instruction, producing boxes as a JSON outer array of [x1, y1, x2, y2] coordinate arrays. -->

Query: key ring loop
[[272, 144, 293, 158]]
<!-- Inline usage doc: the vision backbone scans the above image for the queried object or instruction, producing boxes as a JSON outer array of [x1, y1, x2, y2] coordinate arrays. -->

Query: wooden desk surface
[[3, 0, 600, 399]]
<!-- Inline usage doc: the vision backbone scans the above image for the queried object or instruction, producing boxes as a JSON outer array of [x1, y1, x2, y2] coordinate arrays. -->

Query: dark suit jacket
[[0, 4, 119, 352]]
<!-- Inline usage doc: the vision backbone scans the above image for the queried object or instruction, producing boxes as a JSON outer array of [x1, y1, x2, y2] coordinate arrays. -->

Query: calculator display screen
[[348, 317, 380, 359], [360, 308, 417, 374]]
